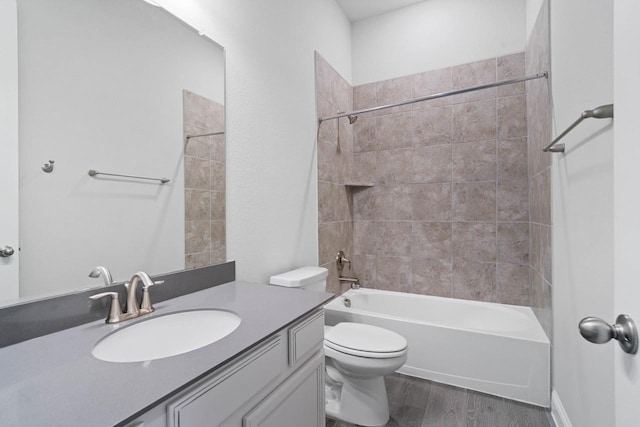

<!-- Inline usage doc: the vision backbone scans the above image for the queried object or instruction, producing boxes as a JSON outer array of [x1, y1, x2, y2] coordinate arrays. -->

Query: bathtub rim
[[324, 288, 550, 344]]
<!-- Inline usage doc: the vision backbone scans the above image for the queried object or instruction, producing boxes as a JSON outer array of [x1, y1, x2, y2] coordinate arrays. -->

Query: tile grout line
[[495, 57, 500, 303]]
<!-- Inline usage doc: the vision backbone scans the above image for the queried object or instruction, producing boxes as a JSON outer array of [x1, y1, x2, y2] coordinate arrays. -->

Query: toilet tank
[[269, 267, 328, 292]]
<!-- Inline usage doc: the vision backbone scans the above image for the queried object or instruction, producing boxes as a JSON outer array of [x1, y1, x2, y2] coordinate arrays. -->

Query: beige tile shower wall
[[183, 90, 226, 268], [526, 1, 552, 339], [350, 54, 530, 306], [315, 53, 354, 295]]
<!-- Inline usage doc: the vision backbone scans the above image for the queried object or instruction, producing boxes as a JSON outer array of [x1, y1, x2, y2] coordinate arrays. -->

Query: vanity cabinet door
[[243, 352, 325, 427], [168, 335, 285, 427], [288, 309, 324, 366]]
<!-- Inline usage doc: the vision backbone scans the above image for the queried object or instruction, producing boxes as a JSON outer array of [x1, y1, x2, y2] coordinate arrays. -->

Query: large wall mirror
[[1, 0, 226, 305]]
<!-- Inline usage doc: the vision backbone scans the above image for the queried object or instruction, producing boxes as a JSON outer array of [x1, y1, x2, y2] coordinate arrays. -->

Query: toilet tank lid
[[269, 266, 328, 287]]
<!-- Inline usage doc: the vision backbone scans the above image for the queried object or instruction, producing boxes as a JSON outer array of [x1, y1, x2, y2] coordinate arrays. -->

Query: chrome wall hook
[[42, 160, 55, 173]]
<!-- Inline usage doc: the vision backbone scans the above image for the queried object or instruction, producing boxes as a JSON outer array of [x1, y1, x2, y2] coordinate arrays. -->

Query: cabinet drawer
[[288, 310, 324, 366], [168, 335, 284, 427]]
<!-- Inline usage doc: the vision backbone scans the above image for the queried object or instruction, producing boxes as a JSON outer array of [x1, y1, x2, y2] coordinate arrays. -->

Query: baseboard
[[551, 389, 572, 427]]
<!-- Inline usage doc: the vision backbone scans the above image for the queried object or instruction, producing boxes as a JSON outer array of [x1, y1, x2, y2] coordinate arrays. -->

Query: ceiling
[[335, 0, 427, 22]]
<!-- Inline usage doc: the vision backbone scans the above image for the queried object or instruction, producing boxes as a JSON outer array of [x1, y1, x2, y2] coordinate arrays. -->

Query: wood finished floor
[[326, 374, 553, 427]]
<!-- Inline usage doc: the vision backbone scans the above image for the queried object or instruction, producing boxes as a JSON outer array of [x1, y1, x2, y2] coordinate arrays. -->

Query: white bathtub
[[324, 288, 550, 407]]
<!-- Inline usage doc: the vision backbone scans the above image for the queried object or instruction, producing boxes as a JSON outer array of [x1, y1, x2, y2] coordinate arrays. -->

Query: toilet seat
[[324, 323, 408, 359]]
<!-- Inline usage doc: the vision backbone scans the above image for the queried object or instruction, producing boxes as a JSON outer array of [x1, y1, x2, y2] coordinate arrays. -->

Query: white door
[[613, 1, 640, 425], [0, 1, 20, 301]]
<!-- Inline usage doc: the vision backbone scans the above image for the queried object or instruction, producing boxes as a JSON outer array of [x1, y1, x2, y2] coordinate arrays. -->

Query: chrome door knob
[[0, 246, 15, 257], [579, 314, 638, 354]]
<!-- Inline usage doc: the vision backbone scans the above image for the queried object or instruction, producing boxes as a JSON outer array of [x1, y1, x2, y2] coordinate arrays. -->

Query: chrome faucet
[[89, 265, 113, 286], [89, 271, 163, 323], [123, 271, 153, 318]]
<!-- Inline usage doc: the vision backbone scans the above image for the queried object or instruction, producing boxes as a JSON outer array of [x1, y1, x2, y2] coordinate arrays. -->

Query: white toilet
[[269, 267, 408, 427]]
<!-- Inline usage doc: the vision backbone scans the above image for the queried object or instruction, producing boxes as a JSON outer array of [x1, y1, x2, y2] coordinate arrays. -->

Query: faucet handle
[[127, 279, 164, 291], [140, 280, 163, 314], [89, 292, 123, 324], [148, 280, 164, 288], [123, 280, 162, 292], [336, 250, 351, 273]]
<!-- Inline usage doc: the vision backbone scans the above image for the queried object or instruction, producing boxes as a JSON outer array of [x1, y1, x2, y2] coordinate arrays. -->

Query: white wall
[[550, 0, 614, 425], [614, 2, 640, 426], [0, 1, 20, 301], [18, 0, 224, 296], [526, 0, 544, 42], [157, 0, 352, 283], [351, 0, 526, 85]]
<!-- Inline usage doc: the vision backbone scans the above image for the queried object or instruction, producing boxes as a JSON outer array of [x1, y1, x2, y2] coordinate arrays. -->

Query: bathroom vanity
[[0, 280, 332, 426], [132, 308, 326, 427]]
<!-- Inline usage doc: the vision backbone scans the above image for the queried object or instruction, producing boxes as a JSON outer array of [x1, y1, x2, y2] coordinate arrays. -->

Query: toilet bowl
[[269, 267, 409, 427], [324, 323, 408, 426]]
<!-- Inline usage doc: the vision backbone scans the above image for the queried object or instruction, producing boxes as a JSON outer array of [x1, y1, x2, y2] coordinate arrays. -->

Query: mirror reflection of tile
[[183, 90, 226, 269]]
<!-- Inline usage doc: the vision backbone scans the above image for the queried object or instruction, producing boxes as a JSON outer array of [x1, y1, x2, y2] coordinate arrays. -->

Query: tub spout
[[339, 276, 360, 289]]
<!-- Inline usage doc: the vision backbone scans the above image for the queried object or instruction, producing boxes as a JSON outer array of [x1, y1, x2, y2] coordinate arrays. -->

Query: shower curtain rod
[[319, 72, 548, 123]]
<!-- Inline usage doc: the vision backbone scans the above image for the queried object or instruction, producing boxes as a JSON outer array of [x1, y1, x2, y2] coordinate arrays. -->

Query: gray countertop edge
[[0, 281, 334, 427]]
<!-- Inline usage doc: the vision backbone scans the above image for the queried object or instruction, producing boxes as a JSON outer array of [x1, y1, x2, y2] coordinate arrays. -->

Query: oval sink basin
[[92, 309, 241, 363]]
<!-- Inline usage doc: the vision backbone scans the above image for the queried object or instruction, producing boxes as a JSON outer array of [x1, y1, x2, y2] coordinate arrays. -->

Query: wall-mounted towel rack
[[88, 169, 170, 184], [543, 104, 614, 153], [185, 131, 224, 141]]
